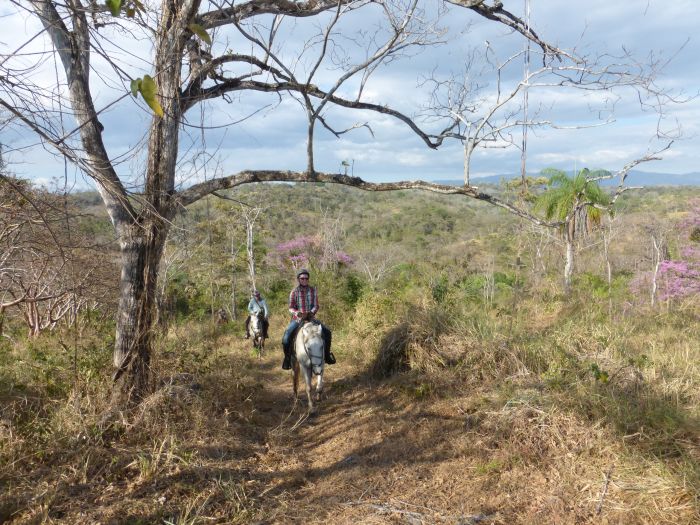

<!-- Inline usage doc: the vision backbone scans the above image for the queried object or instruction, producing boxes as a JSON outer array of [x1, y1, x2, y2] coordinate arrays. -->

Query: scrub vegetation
[[1, 179, 699, 524]]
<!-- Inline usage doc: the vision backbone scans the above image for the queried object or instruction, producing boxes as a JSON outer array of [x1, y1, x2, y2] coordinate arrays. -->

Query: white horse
[[293, 321, 325, 414], [250, 310, 266, 358]]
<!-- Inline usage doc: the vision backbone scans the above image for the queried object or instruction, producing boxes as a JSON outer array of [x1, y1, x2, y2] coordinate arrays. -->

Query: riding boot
[[281, 343, 292, 370]]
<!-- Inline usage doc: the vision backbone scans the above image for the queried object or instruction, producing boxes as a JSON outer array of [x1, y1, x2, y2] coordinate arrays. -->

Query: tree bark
[[563, 220, 575, 293], [651, 235, 662, 308], [112, 221, 168, 403]]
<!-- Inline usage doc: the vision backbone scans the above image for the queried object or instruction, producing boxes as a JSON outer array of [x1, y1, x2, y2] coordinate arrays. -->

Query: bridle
[[300, 321, 324, 373]]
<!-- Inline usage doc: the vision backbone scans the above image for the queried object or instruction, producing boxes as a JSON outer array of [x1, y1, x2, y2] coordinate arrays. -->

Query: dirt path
[[219, 337, 498, 525]]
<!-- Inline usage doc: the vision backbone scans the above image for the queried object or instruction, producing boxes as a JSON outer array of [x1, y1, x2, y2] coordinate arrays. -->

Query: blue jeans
[[282, 320, 301, 348]]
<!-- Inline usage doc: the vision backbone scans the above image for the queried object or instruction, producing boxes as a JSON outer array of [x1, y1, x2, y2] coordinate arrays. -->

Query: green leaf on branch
[[130, 75, 164, 118], [130, 78, 141, 97], [188, 23, 212, 45], [105, 0, 122, 16], [139, 75, 164, 117]]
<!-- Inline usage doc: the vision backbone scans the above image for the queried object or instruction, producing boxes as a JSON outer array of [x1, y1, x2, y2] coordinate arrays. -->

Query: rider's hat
[[252, 289, 261, 297], [296, 268, 310, 278]]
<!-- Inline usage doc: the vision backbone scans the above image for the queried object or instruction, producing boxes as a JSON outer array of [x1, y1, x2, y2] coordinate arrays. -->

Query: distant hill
[[435, 170, 700, 187]]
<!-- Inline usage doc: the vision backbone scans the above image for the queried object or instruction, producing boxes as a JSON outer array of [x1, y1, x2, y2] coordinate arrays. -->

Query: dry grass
[[1, 301, 699, 524]]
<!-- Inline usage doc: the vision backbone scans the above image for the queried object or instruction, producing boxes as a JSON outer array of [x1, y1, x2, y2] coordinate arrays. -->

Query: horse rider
[[245, 289, 269, 339], [281, 268, 336, 370]]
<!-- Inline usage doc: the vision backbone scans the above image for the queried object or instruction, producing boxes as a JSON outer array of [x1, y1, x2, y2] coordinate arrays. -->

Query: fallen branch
[[596, 466, 614, 515]]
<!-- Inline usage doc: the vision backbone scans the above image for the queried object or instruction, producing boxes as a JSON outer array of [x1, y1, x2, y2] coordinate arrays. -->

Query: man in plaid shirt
[[281, 268, 336, 370]]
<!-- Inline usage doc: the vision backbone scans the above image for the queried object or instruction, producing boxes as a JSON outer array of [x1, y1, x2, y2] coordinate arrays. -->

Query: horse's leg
[[303, 366, 315, 413], [293, 361, 300, 400], [315, 370, 324, 403]]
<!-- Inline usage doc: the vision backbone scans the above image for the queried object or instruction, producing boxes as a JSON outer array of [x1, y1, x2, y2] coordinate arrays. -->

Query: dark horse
[[250, 310, 266, 358]]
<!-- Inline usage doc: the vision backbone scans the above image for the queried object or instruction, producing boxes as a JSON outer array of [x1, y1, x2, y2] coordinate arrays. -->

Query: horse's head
[[301, 321, 322, 339], [300, 322, 324, 374]]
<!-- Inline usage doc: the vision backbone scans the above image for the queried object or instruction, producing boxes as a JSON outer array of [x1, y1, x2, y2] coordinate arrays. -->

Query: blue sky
[[1, 0, 699, 190]]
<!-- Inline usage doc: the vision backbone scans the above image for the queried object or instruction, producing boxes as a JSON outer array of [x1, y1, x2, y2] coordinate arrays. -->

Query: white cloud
[[2, 0, 699, 188]]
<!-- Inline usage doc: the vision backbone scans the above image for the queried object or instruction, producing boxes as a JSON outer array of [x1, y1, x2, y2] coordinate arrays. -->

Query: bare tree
[[243, 206, 263, 291], [317, 207, 347, 271], [0, 0, 675, 405], [0, 174, 117, 336], [650, 233, 663, 308], [420, 31, 677, 186], [357, 246, 402, 288]]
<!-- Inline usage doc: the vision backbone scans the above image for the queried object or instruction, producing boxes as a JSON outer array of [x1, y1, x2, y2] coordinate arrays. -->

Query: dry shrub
[[369, 303, 456, 379], [131, 383, 202, 430], [370, 321, 411, 378], [351, 290, 536, 382]]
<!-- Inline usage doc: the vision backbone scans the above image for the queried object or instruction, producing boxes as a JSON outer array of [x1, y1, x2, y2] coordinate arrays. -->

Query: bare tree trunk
[[206, 196, 215, 316], [520, 0, 531, 186], [563, 222, 575, 294], [112, 221, 167, 404], [651, 235, 662, 308], [230, 234, 238, 321], [246, 218, 256, 291], [463, 139, 472, 186], [108, 0, 186, 405], [243, 207, 262, 292], [602, 221, 613, 319]]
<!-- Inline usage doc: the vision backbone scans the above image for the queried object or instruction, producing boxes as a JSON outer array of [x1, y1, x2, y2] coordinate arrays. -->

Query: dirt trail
[[220, 337, 501, 525]]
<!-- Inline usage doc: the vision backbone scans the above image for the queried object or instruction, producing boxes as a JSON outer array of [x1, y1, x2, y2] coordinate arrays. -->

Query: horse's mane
[[301, 321, 323, 342]]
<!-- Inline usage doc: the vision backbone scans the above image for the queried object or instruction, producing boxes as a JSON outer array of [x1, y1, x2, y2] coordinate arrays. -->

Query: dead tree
[[243, 206, 263, 293]]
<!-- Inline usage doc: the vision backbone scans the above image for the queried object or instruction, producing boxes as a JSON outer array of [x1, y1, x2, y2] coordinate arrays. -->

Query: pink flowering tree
[[272, 235, 353, 271], [656, 260, 700, 301], [631, 202, 700, 305]]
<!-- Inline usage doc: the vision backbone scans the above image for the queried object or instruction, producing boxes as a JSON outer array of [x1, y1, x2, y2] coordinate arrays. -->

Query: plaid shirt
[[288, 285, 318, 317]]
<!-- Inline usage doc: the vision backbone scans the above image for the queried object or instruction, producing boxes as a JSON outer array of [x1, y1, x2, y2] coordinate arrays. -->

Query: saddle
[[283, 316, 334, 368], [289, 318, 318, 345]]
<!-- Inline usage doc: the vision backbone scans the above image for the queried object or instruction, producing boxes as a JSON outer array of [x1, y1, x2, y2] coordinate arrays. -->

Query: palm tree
[[535, 168, 611, 292]]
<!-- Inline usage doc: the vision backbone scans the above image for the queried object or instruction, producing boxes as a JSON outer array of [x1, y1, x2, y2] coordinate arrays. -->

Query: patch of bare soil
[[3, 333, 698, 524]]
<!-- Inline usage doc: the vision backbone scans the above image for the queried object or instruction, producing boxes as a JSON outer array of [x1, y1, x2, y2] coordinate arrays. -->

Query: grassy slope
[[0, 184, 699, 524]]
